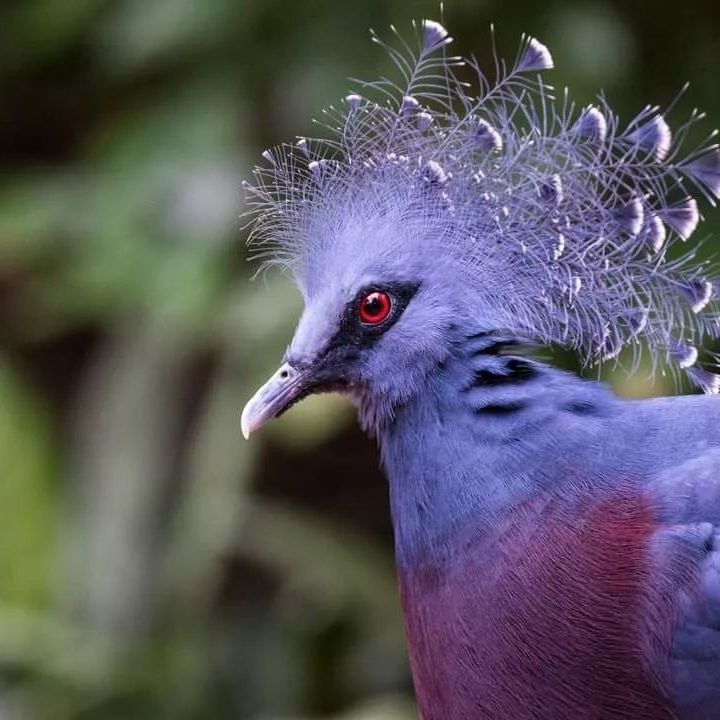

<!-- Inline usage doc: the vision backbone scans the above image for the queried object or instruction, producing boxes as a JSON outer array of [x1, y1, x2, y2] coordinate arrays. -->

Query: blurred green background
[[0, 0, 718, 718]]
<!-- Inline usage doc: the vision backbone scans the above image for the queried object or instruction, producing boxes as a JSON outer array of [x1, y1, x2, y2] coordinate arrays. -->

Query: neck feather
[[376, 329, 617, 564]]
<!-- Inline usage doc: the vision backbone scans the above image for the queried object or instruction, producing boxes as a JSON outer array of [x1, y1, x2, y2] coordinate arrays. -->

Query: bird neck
[[376, 330, 617, 565]]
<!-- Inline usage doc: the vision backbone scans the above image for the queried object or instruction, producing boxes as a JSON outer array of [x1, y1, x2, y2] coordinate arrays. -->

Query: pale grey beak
[[241, 362, 309, 438]]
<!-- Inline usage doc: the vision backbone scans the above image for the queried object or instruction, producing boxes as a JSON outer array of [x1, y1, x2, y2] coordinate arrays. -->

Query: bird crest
[[243, 19, 720, 392]]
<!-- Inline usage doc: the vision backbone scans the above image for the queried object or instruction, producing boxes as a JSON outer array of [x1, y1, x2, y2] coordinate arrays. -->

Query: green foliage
[[0, 358, 56, 608]]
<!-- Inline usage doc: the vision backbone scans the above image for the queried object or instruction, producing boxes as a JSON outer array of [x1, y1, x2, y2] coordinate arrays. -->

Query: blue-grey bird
[[241, 18, 720, 720]]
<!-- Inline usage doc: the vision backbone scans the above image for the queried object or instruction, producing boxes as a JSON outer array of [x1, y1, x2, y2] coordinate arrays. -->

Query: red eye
[[358, 291, 392, 325]]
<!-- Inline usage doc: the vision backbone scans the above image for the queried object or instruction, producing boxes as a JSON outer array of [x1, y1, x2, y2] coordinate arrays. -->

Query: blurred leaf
[[547, 3, 635, 87], [238, 499, 401, 633], [267, 395, 355, 449], [0, 173, 87, 265], [336, 695, 417, 720], [0, 356, 56, 608], [0, 75, 247, 337], [3, 0, 110, 69], [95, 0, 239, 74], [86, 74, 244, 172]]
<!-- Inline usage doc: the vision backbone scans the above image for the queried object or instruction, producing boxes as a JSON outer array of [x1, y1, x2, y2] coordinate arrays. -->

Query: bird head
[[241, 19, 720, 438], [240, 189, 480, 437]]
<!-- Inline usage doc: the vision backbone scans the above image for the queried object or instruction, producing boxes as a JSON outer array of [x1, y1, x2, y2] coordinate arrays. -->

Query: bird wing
[[649, 450, 720, 719]]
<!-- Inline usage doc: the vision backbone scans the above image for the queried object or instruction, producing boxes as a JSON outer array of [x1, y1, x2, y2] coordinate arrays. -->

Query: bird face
[[241, 239, 464, 437]]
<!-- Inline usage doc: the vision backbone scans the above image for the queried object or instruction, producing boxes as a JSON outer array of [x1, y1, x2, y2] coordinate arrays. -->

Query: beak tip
[[241, 362, 302, 440], [240, 404, 255, 440]]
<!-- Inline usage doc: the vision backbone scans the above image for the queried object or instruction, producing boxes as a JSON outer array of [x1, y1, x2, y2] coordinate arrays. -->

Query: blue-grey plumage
[[379, 338, 720, 718], [241, 18, 720, 720]]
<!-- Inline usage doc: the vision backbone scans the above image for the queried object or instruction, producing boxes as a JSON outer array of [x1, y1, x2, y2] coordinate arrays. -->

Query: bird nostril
[[279, 368, 290, 380]]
